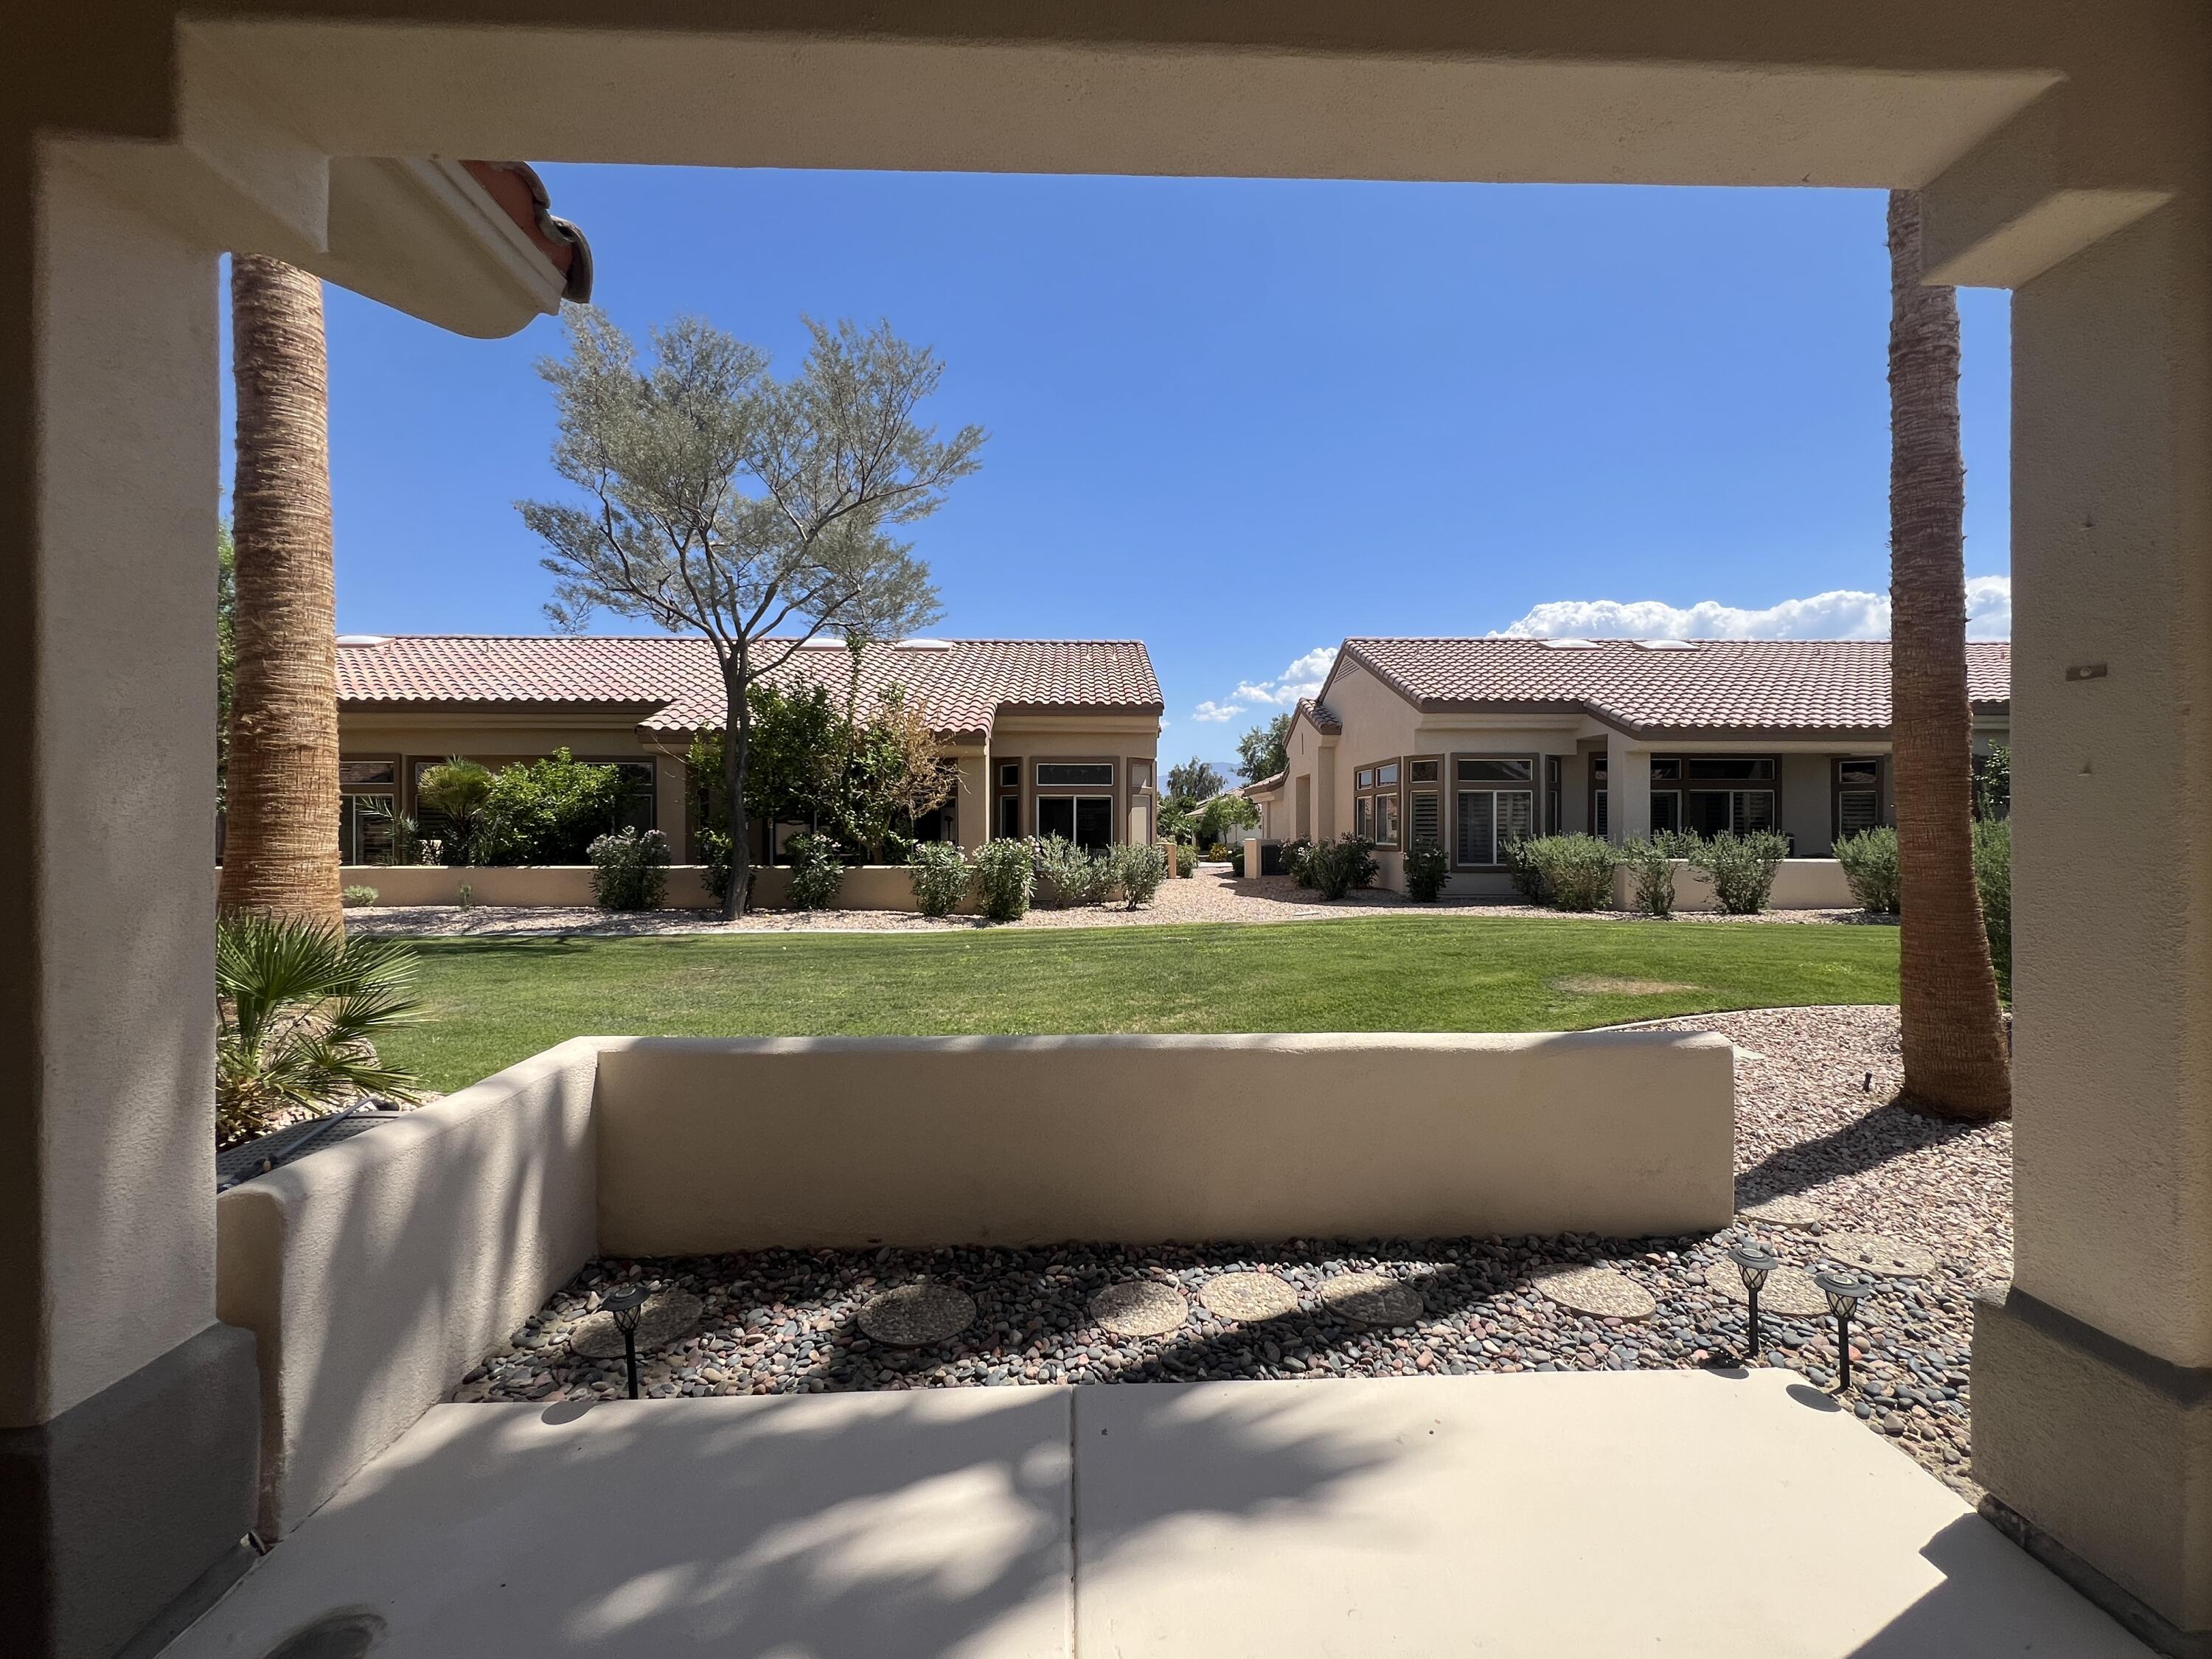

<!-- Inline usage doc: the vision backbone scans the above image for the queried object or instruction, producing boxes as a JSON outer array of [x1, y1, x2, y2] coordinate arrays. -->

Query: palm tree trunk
[[218, 255, 343, 930], [1886, 191, 2011, 1120]]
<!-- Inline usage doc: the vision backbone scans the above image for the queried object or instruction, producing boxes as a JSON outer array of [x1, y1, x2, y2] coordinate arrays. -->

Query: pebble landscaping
[[456, 1006, 2008, 1503]]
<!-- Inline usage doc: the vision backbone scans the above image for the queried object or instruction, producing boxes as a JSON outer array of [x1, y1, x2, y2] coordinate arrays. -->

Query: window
[[607, 760, 656, 832], [1650, 757, 1681, 782], [1456, 785, 1534, 865], [1456, 757, 1533, 784], [1837, 757, 1882, 836], [1686, 757, 1776, 781], [1037, 762, 1113, 787], [339, 757, 398, 864], [1037, 794, 1113, 849], [1410, 790, 1441, 848], [998, 762, 1020, 787], [1688, 790, 1777, 836], [1650, 791, 1683, 833], [1455, 757, 1537, 865], [996, 757, 1022, 840], [1409, 759, 1440, 784], [1545, 757, 1562, 835], [1353, 758, 1401, 846]]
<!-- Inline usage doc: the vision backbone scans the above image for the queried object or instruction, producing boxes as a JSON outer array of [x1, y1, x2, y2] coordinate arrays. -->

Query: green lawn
[[383, 917, 1900, 1094]]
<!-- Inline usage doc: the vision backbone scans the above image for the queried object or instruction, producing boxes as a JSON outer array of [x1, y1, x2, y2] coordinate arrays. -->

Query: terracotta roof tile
[[1338, 638, 2010, 737], [335, 635, 1161, 741], [1294, 696, 1342, 734]]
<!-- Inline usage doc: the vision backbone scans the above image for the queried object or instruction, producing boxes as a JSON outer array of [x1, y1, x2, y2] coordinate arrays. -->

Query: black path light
[[599, 1284, 650, 1399], [1815, 1270, 1873, 1392], [1727, 1241, 1781, 1360]]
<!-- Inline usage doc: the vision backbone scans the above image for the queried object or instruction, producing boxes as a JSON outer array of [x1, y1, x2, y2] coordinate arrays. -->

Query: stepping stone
[[1702, 1261, 1827, 1318], [1737, 1194, 1826, 1228], [858, 1283, 975, 1347], [1318, 1273, 1424, 1328], [1200, 1271, 1300, 1323], [1821, 1232, 1938, 1279], [1091, 1281, 1189, 1338], [1530, 1265, 1657, 1321], [569, 1290, 703, 1360]]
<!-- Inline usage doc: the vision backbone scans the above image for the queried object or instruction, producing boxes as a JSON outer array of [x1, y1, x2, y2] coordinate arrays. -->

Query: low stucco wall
[[594, 1031, 1736, 1254], [336, 864, 717, 908], [333, 863, 975, 913], [215, 1039, 601, 1537], [1609, 858, 1857, 912]]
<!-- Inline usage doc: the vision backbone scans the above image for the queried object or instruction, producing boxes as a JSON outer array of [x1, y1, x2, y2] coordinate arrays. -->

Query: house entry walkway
[[167, 1371, 2144, 1657]]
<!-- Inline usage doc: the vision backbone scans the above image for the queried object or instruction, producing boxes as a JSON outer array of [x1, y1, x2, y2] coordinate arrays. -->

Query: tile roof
[[335, 635, 1161, 741], [1335, 638, 2011, 737], [1293, 696, 1342, 734]]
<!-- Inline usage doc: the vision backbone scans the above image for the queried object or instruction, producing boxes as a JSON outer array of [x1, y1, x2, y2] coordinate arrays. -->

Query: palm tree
[[1886, 190, 2011, 1120], [215, 911, 423, 1147], [218, 254, 344, 928]]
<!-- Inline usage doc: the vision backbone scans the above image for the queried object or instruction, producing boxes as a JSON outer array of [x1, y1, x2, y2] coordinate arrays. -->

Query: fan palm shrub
[[215, 911, 424, 1148]]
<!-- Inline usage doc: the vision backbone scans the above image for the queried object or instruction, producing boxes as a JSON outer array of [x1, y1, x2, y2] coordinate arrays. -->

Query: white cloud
[[1188, 645, 1336, 726], [1493, 575, 2011, 642]]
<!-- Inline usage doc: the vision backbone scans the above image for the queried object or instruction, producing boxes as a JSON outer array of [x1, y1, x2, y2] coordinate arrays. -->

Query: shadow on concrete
[[1842, 1514, 2150, 1657]]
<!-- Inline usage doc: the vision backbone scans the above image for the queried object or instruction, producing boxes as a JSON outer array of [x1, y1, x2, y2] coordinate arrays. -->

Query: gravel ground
[[457, 1006, 2003, 1499], [354, 866, 1888, 937]]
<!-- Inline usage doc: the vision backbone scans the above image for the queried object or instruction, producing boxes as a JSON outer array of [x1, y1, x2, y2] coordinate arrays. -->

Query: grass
[[381, 917, 1901, 1094]]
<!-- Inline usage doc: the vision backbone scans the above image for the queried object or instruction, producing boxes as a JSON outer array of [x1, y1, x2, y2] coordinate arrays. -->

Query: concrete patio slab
[[166, 1372, 2149, 1658], [164, 1388, 1074, 1658], [1074, 1369, 2150, 1657]]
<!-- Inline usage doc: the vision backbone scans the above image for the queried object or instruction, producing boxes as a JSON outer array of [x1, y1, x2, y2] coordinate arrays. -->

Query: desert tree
[[521, 309, 982, 916], [1886, 191, 2011, 1119], [1166, 757, 1226, 804], [1234, 712, 1293, 782]]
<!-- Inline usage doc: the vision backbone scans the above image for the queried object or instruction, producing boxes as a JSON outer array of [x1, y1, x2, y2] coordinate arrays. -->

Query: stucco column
[[955, 748, 988, 852], [0, 148, 258, 1655], [1605, 731, 1649, 843], [1969, 195, 2212, 1644]]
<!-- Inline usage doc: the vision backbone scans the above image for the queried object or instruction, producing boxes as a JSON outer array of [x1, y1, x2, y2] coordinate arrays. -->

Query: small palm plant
[[216, 911, 425, 1147]]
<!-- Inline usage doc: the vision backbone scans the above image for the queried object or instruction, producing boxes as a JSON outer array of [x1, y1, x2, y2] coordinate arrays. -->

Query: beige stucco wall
[[595, 1031, 1736, 1254], [215, 1039, 601, 1537], [1608, 858, 1860, 913], [987, 714, 1159, 846], [337, 863, 715, 908]]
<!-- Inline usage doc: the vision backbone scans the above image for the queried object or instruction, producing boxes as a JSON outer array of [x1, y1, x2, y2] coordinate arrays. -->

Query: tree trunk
[[723, 653, 752, 920], [218, 256, 343, 930], [1886, 191, 2011, 1120]]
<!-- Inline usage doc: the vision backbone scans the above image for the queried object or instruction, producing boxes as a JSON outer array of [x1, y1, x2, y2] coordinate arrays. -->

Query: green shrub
[[1283, 838, 1316, 888], [588, 827, 670, 911], [1503, 835, 1550, 904], [215, 911, 422, 1149], [1975, 816, 2011, 999], [784, 832, 845, 911], [1402, 843, 1450, 902], [1514, 835, 1617, 911], [1307, 833, 1379, 900], [341, 885, 380, 908], [1033, 835, 1111, 907], [1172, 842, 1197, 878], [972, 838, 1034, 922], [1194, 792, 1259, 848], [477, 748, 630, 865], [414, 757, 495, 865], [699, 825, 734, 907], [1686, 830, 1789, 914], [1202, 842, 1239, 863], [1110, 841, 1169, 908], [908, 841, 970, 917], [1618, 834, 1692, 918], [1834, 827, 1902, 914]]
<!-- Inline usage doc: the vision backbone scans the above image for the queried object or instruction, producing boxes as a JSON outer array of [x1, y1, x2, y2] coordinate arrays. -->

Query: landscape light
[[1728, 1241, 1781, 1359], [1815, 1270, 1873, 1392], [599, 1284, 649, 1399]]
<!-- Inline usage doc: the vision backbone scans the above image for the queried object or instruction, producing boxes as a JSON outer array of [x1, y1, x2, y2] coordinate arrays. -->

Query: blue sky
[[224, 166, 2011, 776]]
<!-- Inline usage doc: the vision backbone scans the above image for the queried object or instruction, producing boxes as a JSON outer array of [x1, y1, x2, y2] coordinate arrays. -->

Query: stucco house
[[1245, 636, 2011, 897], [333, 633, 1164, 863]]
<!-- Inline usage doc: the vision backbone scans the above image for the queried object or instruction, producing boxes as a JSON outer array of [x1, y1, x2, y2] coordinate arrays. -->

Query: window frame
[[1405, 753, 1444, 851], [1450, 752, 1540, 869], [1029, 754, 1122, 848], [1834, 754, 1885, 840], [1352, 756, 1402, 848]]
